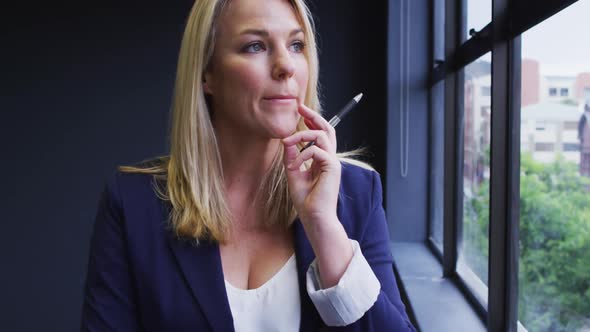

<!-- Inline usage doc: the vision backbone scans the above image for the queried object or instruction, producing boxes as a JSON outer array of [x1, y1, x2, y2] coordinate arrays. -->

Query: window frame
[[424, 0, 581, 331]]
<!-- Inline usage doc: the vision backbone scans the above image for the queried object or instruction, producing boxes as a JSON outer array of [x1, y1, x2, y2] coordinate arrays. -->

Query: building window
[[549, 87, 557, 96], [481, 86, 491, 96], [534, 142, 555, 151], [560, 88, 569, 97], [562, 143, 580, 152], [563, 121, 578, 130]]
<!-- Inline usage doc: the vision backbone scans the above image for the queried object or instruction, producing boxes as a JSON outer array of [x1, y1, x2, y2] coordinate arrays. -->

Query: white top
[[225, 253, 300, 332], [224, 239, 381, 330]]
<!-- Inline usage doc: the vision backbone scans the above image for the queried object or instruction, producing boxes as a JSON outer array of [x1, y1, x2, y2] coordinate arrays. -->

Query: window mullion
[[487, 0, 521, 330], [442, 0, 465, 278]]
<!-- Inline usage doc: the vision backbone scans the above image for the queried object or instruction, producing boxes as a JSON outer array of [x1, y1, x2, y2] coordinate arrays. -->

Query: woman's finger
[[282, 139, 300, 169], [287, 145, 334, 171], [282, 130, 332, 152], [304, 117, 316, 130], [298, 105, 337, 147], [298, 104, 333, 134]]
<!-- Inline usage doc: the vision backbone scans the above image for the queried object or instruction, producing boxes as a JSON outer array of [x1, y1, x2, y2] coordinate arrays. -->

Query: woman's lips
[[262, 97, 297, 104]]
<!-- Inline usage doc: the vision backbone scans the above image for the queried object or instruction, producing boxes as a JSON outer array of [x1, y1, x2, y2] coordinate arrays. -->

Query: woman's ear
[[203, 72, 213, 95]]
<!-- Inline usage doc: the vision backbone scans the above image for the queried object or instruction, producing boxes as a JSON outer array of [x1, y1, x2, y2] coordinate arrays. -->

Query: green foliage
[[468, 153, 590, 331], [463, 180, 490, 283]]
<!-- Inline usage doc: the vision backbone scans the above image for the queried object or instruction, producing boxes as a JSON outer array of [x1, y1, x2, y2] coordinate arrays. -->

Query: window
[[520, 1, 590, 330], [564, 121, 578, 130], [394, 1, 588, 331], [467, 0, 491, 38], [534, 142, 554, 152], [563, 142, 580, 152], [462, 54, 491, 289], [560, 87, 569, 97]]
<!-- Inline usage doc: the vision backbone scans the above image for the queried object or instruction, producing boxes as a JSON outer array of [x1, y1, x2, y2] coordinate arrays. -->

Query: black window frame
[[425, 0, 581, 331]]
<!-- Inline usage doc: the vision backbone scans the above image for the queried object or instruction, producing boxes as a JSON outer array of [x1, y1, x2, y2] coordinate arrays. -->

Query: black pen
[[300, 93, 363, 152]]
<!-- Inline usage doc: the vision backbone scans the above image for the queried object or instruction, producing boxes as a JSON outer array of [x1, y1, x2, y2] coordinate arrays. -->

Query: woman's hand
[[282, 103, 341, 228], [282, 103, 353, 288]]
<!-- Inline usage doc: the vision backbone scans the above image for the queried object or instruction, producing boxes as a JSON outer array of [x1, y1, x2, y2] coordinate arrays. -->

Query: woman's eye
[[243, 42, 265, 53], [290, 41, 306, 53]]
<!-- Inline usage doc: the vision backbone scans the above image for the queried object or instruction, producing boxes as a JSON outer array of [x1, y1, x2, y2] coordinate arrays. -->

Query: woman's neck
[[215, 125, 281, 194], [216, 132, 282, 231]]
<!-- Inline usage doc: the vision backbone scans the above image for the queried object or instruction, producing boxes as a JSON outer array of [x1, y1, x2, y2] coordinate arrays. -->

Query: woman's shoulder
[[339, 159, 380, 194], [98, 160, 171, 237], [337, 160, 385, 240], [102, 157, 169, 207], [338, 160, 383, 212]]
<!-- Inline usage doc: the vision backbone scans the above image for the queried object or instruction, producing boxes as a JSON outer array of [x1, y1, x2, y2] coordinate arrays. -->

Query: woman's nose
[[271, 49, 295, 81]]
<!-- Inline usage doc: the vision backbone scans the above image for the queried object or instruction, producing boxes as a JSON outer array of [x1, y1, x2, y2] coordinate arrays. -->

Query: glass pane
[[466, 0, 491, 38], [460, 52, 491, 289], [520, 1, 590, 330]]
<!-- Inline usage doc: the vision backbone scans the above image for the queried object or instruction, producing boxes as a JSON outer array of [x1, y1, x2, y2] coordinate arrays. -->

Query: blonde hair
[[119, 0, 373, 244]]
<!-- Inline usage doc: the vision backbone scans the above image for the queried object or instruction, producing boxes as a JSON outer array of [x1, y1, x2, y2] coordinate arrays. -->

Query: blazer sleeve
[[327, 170, 416, 331], [80, 173, 143, 332]]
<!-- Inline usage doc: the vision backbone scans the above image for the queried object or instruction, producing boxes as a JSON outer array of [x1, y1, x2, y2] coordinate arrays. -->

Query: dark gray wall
[[1, 1, 391, 331], [386, 0, 430, 242], [1, 3, 190, 331]]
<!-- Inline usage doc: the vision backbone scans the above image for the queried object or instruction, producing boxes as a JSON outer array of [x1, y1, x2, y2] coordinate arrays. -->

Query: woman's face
[[204, 0, 309, 139]]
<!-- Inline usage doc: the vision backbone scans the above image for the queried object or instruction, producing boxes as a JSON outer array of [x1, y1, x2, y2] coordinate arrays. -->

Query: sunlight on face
[[204, 0, 309, 140]]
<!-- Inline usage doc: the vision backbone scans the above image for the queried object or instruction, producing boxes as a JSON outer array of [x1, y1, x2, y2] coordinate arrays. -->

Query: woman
[[81, 0, 416, 331]]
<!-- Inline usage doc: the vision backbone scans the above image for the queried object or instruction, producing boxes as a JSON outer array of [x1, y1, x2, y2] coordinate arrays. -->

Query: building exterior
[[463, 59, 590, 177], [575, 73, 590, 103], [540, 75, 577, 103], [523, 58, 590, 107], [521, 102, 581, 163], [521, 59, 590, 167], [522, 59, 541, 107]]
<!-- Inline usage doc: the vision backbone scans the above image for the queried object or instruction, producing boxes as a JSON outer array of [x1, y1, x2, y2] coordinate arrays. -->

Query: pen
[[300, 92, 363, 152]]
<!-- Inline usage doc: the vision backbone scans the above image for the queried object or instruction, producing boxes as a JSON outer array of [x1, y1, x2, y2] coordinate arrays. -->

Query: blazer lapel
[[293, 217, 323, 331], [167, 234, 235, 332], [160, 193, 234, 332]]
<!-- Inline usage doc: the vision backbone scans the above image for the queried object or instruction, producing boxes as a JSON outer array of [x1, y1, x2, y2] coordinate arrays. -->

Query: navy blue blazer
[[81, 162, 416, 331]]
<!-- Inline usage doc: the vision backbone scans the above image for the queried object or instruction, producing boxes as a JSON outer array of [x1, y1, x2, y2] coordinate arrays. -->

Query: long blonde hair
[[119, 0, 372, 244]]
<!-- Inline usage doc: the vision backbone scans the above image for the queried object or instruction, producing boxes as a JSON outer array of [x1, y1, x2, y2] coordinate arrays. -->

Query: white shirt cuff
[[306, 239, 381, 326]]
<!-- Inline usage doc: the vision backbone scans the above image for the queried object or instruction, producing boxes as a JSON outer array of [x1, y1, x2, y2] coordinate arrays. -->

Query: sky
[[468, 0, 590, 75]]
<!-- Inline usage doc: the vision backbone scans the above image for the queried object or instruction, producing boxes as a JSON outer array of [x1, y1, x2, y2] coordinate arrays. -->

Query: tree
[[466, 153, 590, 331]]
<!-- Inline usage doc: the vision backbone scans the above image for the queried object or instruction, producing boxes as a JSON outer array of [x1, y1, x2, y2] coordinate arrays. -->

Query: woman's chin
[[270, 127, 295, 139], [268, 124, 297, 139], [265, 118, 299, 139]]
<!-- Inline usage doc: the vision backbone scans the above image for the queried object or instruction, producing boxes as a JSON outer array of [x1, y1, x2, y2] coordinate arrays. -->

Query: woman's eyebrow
[[238, 28, 304, 37]]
